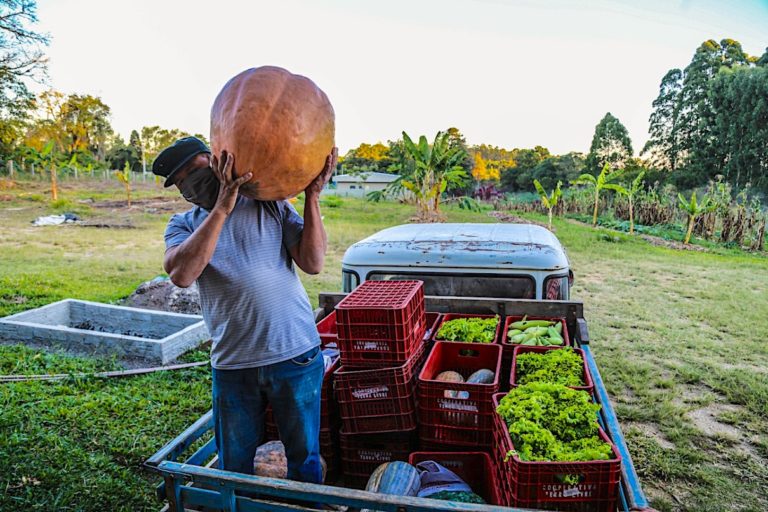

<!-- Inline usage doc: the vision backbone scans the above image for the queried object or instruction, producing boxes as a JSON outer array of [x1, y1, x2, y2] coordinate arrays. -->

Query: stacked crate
[[499, 315, 571, 391], [417, 341, 502, 450], [333, 280, 427, 487], [491, 392, 622, 511]]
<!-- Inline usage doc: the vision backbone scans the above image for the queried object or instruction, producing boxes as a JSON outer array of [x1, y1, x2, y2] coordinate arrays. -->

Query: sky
[[34, 0, 768, 156]]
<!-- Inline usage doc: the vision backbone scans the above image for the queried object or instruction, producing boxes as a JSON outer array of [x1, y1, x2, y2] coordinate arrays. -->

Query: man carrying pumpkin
[[152, 135, 337, 486]]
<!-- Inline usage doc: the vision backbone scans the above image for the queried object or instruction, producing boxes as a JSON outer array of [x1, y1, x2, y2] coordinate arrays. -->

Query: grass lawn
[[1, 177, 767, 511]]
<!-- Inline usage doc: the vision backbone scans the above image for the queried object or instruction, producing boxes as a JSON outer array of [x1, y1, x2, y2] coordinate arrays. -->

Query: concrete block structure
[[0, 299, 209, 364]]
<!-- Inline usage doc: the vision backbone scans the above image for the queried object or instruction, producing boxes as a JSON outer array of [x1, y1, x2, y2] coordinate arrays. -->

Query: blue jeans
[[212, 346, 324, 483]]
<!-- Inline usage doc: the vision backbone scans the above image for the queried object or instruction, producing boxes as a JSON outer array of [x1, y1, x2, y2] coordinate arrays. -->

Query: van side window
[[342, 270, 360, 292], [544, 275, 569, 300]]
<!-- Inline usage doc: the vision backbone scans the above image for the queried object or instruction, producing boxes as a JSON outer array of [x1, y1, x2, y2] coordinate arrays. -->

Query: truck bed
[[144, 295, 653, 511]]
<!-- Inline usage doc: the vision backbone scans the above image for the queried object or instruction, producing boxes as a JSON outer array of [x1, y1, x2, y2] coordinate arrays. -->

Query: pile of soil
[[120, 277, 201, 315]]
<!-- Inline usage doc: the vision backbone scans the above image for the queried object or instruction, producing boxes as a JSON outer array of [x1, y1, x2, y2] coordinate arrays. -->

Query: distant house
[[328, 172, 399, 197]]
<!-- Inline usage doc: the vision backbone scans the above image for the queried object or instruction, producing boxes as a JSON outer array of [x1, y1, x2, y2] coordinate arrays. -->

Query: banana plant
[[533, 179, 562, 231], [571, 163, 620, 226], [604, 171, 645, 234], [376, 131, 468, 220], [115, 161, 132, 207], [678, 191, 711, 245]]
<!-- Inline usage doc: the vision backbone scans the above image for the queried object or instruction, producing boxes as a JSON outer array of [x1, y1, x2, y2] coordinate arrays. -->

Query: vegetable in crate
[[415, 460, 486, 504], [435, 370, 466, 398], [496, 382, 612, 462], [507, 316, 564, 346], [515, 347, 584, 387], [466, 368, 495, 384], [362, 461, 420, 512], [436, 316, 499, 343]]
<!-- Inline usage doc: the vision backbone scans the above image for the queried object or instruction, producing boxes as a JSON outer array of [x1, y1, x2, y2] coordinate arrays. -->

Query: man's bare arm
[[288, 148, 337, 275]]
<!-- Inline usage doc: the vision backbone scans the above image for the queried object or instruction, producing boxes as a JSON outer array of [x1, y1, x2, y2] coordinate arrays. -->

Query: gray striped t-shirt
[[164, 197, 320, 370]]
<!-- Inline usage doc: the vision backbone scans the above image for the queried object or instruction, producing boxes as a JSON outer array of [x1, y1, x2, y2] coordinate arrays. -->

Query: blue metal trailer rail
[[144, 296, 654, 512]]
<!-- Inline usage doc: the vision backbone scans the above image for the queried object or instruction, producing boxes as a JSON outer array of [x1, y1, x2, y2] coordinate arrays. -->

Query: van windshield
[[366, 272, 535, 299]]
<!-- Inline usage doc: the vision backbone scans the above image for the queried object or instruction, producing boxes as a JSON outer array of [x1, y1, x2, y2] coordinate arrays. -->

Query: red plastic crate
[[424, 312, 442, 341], [316, 311, 338, 347], [432, 314, 502, 344], [417, 342, 501, 447], [337, 319, 425, 368], [334, 344, 425, 433], [408, 451, 502, 506], [336, 281, 424, 328], [339, 428, 417, 488], [511, 345, 595, 395], [492, 393, 622, 511], [334, 342, 425, 404]]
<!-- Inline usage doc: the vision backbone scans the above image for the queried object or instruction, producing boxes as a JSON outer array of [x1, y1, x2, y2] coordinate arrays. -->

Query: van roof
[[342, 223, 569, 271]]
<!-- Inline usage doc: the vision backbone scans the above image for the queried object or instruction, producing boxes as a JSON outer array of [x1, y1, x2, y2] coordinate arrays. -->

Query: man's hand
[[305, 147, 338, 199], [211, 150, 252, 216]]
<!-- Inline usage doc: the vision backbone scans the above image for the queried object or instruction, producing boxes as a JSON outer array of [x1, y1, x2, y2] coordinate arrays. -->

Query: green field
[[1, 178, 767, 511]]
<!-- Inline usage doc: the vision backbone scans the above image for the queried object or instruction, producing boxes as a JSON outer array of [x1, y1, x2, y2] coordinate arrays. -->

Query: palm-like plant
[[678, 191, 711, 245], [571, 163, 620, 226], [604, 171, 645, 234], [533, 179, 562, 231], [115, 161, 132, 207], [379, 131, 468, 220]]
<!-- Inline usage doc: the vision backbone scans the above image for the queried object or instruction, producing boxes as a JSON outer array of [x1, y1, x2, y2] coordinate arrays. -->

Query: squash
[[435, 370, 465, 398], [210, 66, 335, 201], [362, 462, 420, 512], [365, 462, 390, 492], [253, 440, 327, 482], [379, 461, 421, 496], [466, 368, 495, 385]]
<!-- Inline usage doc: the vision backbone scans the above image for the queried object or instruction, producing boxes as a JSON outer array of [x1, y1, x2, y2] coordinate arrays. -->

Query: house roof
[[333, 172, 399, 183]]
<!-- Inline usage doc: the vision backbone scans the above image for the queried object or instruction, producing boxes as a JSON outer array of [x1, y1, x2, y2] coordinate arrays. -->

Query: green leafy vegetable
[[496, 382, 611, 462], [429, 490, 486, 504], [436, 316, 499, 343], [515, 347, 584, 387]]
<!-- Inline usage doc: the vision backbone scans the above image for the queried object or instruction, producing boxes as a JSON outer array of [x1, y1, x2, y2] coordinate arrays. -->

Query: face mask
[[179, 167, 219, 210]]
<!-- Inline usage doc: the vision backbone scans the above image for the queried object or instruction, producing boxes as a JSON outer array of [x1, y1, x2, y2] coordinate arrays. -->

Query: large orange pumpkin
[[210, 66, 335, 200]]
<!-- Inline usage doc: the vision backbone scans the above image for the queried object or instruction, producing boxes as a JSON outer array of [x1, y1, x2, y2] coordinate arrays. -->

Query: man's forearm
[[297, 194, 327, 274], [164, 209, 228, 287]]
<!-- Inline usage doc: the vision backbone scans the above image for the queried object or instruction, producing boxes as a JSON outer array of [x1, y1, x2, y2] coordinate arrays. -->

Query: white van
[[341, 223, 573, 300]]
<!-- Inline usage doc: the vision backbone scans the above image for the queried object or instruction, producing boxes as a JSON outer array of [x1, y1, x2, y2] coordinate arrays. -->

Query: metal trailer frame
[[145, 295, 654, 512]]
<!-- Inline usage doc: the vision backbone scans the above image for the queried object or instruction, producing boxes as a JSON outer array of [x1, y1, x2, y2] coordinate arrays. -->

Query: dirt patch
[[488, 211, 550, 229], [627, 421, 675, 449], [92, 196, 186, 213], [639, 234, 708, 252], [119, 278, 201, 315], [76, 220, 136, 229], [687, 403, 743, 439]]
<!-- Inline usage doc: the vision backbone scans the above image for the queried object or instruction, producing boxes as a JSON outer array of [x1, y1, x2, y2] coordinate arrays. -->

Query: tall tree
[[128, 129, 143, 173], [643, 69, 683, 172], [586, 113, 633, 174], [708, 65, 768, 191], [0, 0, 48, 158], [677, 39, 750, 185], [140, 125, 208, 168]]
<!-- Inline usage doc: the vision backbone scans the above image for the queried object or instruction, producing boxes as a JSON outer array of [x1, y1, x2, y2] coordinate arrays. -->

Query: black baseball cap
[[152, 136, 211, 187]]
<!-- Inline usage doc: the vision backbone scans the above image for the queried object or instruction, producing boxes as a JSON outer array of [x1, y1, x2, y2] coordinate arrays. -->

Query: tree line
[[0, 1, 205, 176], [342, 39, 768, 198]]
